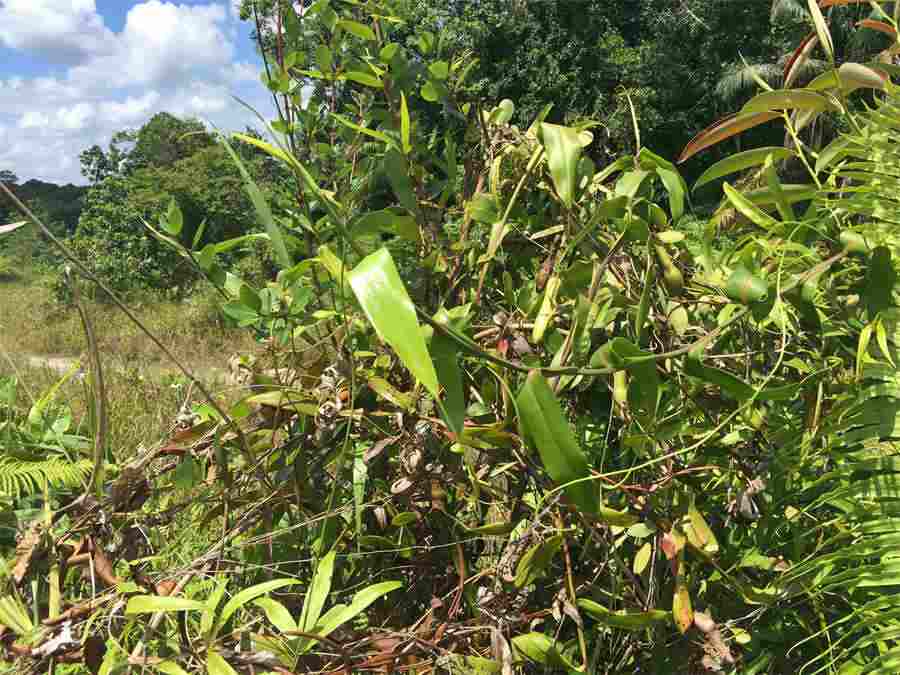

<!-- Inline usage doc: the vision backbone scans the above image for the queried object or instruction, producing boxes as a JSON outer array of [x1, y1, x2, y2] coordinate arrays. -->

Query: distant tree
[[123, 113, 214, 174]]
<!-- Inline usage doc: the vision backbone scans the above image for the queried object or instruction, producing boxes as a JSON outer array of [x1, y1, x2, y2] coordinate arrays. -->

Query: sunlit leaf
[[808, 0, 835, 63], [678, 112, 780, 163], [511, 633, 575, 669], [578, 598, 669, 630], [125, 596, 205, 615], [693, 147, 795, 190], [540, 123, 584, 208], [299, 551, 335, 632], [516, 371, 598, 514], [206, 649, 239, 675], [741, 89, 831, 115], [515, 535, 564, 588], [349, 248, 440, 398]]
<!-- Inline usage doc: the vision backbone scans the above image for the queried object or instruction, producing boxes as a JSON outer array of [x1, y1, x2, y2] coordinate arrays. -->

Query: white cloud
[[0, 1, 275, 183], [18, 112, 50, 129], [0, 0, 114, 64]]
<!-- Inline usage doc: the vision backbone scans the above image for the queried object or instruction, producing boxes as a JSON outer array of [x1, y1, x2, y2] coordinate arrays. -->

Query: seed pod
[[839, 230, 871, 255], [654, 245, 684, 297]]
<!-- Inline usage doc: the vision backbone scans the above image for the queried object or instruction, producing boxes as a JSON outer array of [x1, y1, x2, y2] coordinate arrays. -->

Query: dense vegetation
[[3, 0, 900, 673]]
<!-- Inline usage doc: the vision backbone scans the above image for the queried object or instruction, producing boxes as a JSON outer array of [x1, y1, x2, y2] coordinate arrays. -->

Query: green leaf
[[253, 597, 297, 633], [154, 662, 191, 675], [125, 596, 205, 615], [217, 579, 300, 633], [865, 247, 896, 318], [352, 208, 418, 242], [299, 551, 335, 632], [338, 19, 376, 41], [349, 248, 440, 398], [400, 92, 411, 155], [693, 147, 795, 190], [511, 633, 575, 669], [431, 330, 465, 436], [383, 149, 417, 213], [577, 598, 670, 630], [206, 649, 239, 675], [343, 71, 383, 88], [638, 148, 687, 221], [723, 182, 778, 228], [315, 44, 332, 71], [428, 61, 450, 80], [218, 133, 292, 270], [514, 534, 564, 588], [310, 581, 402, 639], [808, 0, 835, 63], [741, 89, 832, 114], [540, 123, 583, 209], [634, 542, 652, 575], [609, 338, 660, 422], [332, 114, 396, 148], [517, 371, 598, 514], [164, 198, 183, 236]]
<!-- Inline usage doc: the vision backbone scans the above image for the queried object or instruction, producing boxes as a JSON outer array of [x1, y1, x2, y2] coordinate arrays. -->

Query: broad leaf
[[217, 578, 300, 633], [125, 596, 205, 615], [299, 551, 335, 632], [349, 248, 440, 398], [540, 123, 583, 208], [517, 371, 599, 514], [206, 649, 239, 675], [693, 147, 795, 190], [578, 599, 670, 630], [678, 112, 781, 163]]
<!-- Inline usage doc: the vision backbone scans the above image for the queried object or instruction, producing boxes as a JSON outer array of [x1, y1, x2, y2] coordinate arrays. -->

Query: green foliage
[[6, 2, 900, 674]]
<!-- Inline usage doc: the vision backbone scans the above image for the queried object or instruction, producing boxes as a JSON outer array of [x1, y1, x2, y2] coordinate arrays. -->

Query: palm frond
[[715, 63, 783, 105]]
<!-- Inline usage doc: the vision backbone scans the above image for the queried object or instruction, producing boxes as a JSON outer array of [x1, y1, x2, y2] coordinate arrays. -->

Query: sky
[[0, 0, 277, 185]]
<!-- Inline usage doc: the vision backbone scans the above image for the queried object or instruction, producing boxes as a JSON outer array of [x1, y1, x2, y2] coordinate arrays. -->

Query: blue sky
[[0, 1, 276, 184]]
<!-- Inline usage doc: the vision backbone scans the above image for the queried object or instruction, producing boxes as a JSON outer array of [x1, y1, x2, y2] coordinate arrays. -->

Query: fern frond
[[0, 456, 91, 498]]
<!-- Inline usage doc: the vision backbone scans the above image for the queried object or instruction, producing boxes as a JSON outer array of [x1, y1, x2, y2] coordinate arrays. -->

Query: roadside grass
[[0, 275, 257, 459]]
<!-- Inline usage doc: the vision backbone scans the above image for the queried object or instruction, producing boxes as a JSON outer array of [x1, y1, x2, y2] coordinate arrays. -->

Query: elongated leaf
[[311, 581, 402, 638], [515, 535, 564, 588], [784, 32, 819, 87], [206, 649, 239, 675], [400, 92, 411, 155], [218, 578, 300, 633], [349, 248, 440, 398], [638, 148, 688, 221], [858, 19, 898, 38], [808, 0, 835, 62], [741, 89, 831, 114], [609, 338, 660, 422], [384, 149, 417, 213], [517, 371, 598, 513], [352, 208, 418, 242], [511, 633, 576, 669], [577, 598, 670, 630], [338, 19, 376, 40], [0, 221, 26, 235], [299, 551, 335, 632], [343, 71, 383, 88], [332, 114, 396, 148], [540, 123, 583, 208], [634, 543, 653, 575], [723, 183, 778, 228], [219, 133, 292, 269], [693, 147, 795, 190], [678, 112, 781, 163], [683, 504, 720, 556], [431, 330, 465, 436], [125, 596, 205, 615], [672, 580, 693, 634], [253, 597, 297, 633], [154, 662, 191, 675]]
